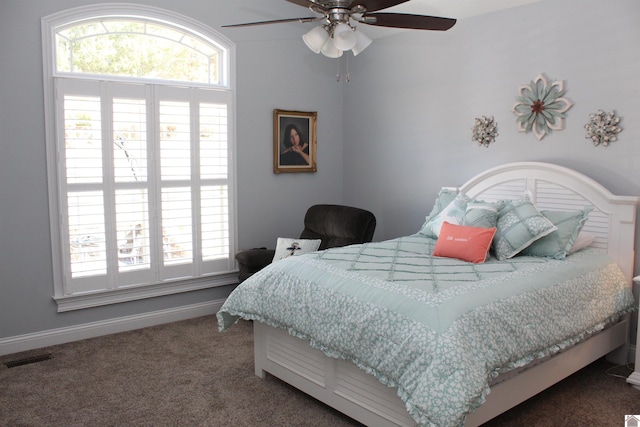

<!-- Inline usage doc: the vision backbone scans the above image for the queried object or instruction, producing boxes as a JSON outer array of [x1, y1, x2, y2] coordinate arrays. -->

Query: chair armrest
[[235, 248, 275, 269], [235, 248, 275, 283]]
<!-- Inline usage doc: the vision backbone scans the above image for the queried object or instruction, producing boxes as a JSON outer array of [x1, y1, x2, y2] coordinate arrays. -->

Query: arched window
[[54, 15, 228, 86], [42, 4, 236, 311]]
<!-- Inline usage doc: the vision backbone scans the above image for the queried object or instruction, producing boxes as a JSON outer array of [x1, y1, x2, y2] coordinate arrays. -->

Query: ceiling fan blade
[[363, 13, 456, 30], [222, 17, 319, 28], [349, 0, 410, 13]]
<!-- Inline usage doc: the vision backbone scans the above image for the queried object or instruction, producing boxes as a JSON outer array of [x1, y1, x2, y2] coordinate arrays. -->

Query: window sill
[[54, 272, 238, 312]]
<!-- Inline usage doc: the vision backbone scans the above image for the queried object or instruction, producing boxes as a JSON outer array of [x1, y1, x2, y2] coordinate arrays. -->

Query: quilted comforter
[[217, 235, 635, 427]]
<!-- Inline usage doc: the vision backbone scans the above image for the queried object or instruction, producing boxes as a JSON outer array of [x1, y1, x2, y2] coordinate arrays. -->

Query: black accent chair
[[235, 204, 376, 283]]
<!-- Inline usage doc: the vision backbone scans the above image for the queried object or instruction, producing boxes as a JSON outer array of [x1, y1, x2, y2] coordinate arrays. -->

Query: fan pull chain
[[335, 55, 351, 83], [345, 53, 350, 82]]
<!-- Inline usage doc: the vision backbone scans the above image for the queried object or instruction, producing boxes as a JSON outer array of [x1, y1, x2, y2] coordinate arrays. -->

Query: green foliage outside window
[[56, 20, 220, 84]]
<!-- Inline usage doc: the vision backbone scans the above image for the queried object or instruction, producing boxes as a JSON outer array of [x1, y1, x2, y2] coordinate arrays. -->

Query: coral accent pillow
[[433, 222, 497, 263]]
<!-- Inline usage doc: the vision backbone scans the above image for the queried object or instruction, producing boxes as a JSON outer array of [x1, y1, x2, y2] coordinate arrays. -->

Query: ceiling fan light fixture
[[320, 37, 343, 58], [302, 26, 329, 54], [224, 0, 457, 68], [351, 29, 372, 56], [332, 23, 357, 51]]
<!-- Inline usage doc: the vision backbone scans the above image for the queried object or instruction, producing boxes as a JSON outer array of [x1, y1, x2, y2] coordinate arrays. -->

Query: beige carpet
[[1, 315, 638, 426]]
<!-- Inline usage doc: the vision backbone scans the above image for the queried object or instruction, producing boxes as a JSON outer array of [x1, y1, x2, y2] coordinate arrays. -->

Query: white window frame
[[42, 4, 237, 312]]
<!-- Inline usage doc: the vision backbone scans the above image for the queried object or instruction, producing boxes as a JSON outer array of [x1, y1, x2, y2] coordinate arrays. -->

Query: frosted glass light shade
[[302, 26, 329, 54], [321, 38, 343, 58], [351, 29, 372, 56], [333, 23, 357, 51]]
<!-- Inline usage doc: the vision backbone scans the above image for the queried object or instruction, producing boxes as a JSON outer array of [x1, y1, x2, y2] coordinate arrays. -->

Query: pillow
[[569, 232, 596, 254], [419, 188, 458, 234], [462, 201, 500, 229], [522, 207, 593, 259], [433, 222, 497, 263], [272, 237, 321, 262], [419, 193, 470, 238], [492, 196, 558, 260]]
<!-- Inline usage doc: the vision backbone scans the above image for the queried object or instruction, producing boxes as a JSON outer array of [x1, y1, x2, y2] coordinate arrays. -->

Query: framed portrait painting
[[273, 109, 317, 173]]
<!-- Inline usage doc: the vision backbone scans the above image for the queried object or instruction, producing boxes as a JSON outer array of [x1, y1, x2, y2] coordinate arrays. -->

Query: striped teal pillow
[[522, 207, 592, 259]]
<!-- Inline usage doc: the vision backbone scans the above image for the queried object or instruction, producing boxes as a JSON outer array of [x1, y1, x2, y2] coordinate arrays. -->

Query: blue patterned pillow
[[522, 207, 592, 259], [418, 188, 458, 235], [419, 193, 470, 238], [493, 197, 558, 260], [419, 188, 458, 232]]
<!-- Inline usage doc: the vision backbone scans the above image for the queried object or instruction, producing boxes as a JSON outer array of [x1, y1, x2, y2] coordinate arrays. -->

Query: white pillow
[[568, 232, 596, 254], [272, 237, 322, 262]]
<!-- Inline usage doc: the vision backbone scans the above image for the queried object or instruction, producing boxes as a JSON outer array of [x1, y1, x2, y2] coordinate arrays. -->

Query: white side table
[[627, 276, 640, 390]]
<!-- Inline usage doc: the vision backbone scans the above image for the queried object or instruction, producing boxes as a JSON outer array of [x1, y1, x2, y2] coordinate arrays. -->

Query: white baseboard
[[0, 299, 225, 357]]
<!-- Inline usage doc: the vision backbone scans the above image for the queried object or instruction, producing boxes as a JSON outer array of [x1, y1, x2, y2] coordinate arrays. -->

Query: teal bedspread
[[217, 235, 635, 427]]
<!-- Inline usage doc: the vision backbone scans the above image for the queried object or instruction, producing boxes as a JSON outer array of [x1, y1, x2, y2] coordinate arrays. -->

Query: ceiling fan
[[223, 0, 456, 58]]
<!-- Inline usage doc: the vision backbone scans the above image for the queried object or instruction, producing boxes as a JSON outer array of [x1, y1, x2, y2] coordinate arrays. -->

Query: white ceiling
[[363, 0, 543, 38], [385, 0, 543, 19]]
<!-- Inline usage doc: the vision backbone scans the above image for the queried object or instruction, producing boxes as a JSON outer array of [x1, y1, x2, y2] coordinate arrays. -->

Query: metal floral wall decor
[[512, 73, 573, 140], [472, 116, 499, 147], [584, 109, 622, 147]]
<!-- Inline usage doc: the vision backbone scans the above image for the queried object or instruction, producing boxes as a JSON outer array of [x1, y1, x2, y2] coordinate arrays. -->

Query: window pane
[[64, 96, 102, 184], [68, 191, 107, 277], [201, 186, 229, 260], [160, 101, 191, 180], [113, 98, 147, 183], [55, 20, 221, 85], [200, 103, 228, 180], [56, 23, 107, 73], [116, 190, 150, 271], [162, 187, 192, 264]]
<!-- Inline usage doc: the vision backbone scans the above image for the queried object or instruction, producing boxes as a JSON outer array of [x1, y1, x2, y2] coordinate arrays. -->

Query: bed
[[218, 162, 639, 427]]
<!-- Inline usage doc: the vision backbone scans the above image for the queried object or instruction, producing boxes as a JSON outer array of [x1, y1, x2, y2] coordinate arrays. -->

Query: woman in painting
[[280, 124, 310, 166]]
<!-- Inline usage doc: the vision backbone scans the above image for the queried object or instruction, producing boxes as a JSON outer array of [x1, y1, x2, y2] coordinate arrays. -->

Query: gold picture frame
[[273, 109, 317, 173]]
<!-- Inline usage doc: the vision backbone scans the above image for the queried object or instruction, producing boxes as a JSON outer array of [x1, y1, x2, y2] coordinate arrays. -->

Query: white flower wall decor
[[512, 73, 573, 140], [472, 116, 499, 147], [584, 110, 622, 147]]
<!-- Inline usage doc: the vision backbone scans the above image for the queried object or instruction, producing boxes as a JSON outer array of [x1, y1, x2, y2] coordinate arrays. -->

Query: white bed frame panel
[[252, 162, 640, 426]]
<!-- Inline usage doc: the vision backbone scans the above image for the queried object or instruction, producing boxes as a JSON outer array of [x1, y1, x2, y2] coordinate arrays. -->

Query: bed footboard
[[254, 318, 629, 427], [254, 321, 415, 427]]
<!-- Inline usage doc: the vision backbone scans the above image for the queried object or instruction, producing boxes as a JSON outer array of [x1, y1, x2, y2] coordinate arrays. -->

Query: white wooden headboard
[[453, 162, 639, 282]]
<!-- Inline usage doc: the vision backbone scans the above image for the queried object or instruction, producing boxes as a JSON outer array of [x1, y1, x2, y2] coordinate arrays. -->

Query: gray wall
[[344, 0, 640, 246], [1, 0, 639, 346], [0, 0, 342, 340]]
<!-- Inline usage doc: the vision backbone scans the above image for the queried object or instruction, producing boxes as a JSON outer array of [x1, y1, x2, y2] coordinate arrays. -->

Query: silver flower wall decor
[[472, 116, 499, 147], [584, 110, 622, 147], [512, 73, 573, 140]]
